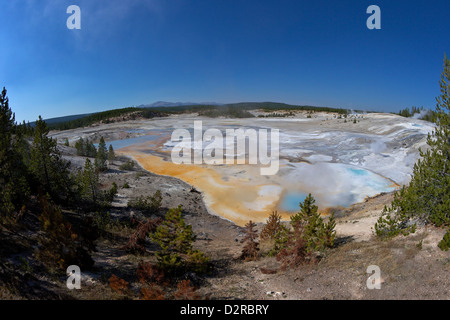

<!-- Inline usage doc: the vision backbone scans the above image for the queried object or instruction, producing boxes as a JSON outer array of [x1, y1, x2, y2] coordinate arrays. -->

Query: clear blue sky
[[1, 0, 449, 122]]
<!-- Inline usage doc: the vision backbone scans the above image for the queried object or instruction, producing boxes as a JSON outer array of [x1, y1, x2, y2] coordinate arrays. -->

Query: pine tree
[[95, 136, 108, 172], [151, 206, 209, 274], [287, 194, 335, 254], [375, 55, 450, 243], [30, 116, 54, 190], [108, 144, 115, 164], [75, 137, 85, 156], [260, 211, 284, 241], [30, 116, 72, 203], [81, 158, 99, 203], [0, 87, 20, 218], [151, 206, 194, 271], [240, 220, 260, 261], [75, 138, 97, 158], [85, 140, 97, 158]]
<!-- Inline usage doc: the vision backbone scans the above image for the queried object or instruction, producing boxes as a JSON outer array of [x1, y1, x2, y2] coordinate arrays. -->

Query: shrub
[[173, 280, 201, 300], [109, 274, 129, 294], [438, 229, 450, 251], [140, 284, 166, 300], [103, 182, 118, 204], [119, 160, 136, 171], [137, 261, 166, 285], [36, 194, 94, 271], [124, 217, 162, 254], [185, 249, 212, 274], [127, 190, 162, 214]]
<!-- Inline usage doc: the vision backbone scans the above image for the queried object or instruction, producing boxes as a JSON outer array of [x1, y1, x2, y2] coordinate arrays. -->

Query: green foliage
[[47, 103, 351, 131], [119, 159, 136, 171], [92, 211, 113, 231], [151, 206, 210, 275], [438, 229, 450, 251], [269, 225, 290, 256], [54, 108, 169, 130], [127, 190, 162, 214], [270, 194, 335, 266], [78, 158, 100, 204], [64, 138, 70, 146], [397, 106, 436, 122], [30, 116, 74, 203], [75, 137, 97, 158], [108, 144, 115, 162], [122, 182, 130, 189], [0, 88, 30, 220], [290, 194, 336, 253], [95, 136, 108, 172], [102, 182, 118, 204], [375, 56, 450, 247]]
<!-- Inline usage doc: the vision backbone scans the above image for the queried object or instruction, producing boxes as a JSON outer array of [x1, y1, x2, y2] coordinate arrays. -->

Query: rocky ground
[[1, 145, 448, 300], [1, 113, 448, 300]]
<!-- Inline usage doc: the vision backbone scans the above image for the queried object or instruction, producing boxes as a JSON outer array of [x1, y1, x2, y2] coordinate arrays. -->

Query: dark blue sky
[[1, 0, 449, 122]]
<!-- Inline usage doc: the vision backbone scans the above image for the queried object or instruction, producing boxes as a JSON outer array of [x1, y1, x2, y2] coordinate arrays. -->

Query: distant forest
[[396, 106, 437, 122], [46, 102, 351, 131]]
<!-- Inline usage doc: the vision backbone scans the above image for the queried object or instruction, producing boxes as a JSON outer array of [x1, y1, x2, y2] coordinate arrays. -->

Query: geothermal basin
[[52, 112, 434, 226]]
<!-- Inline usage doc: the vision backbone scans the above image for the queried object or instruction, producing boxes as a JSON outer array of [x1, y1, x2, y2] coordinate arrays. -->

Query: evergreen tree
[[151, 206, 209, 274], [95, 136, 108, 172], [260, 211, 284, 241], [80, 158, 99, 203], [75, 137, 97, 158], [240, 220, 260, 260], [108, 144, 115, 163], [0, 87, 28, 218], [290, 194, 335, 252], [375, 55, 450, 244], [75, 137, 85, 156], [30, 116, 72, 202]]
